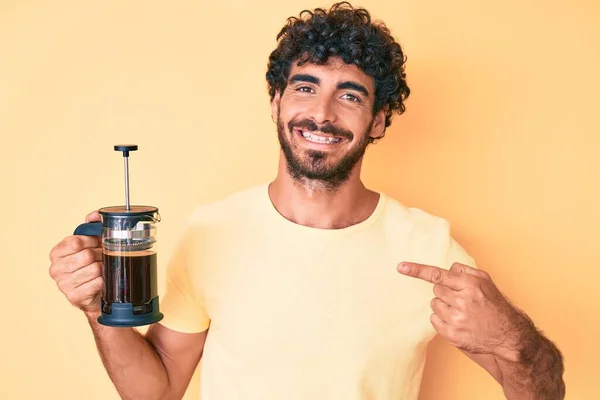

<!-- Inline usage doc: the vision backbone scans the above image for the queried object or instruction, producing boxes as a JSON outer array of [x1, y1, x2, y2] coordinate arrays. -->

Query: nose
[[308, 95, 337, 125]]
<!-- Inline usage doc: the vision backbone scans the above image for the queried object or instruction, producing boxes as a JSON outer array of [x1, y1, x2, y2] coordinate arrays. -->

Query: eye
[[296, 86, 314, 93], [342, 93, 361, 103]]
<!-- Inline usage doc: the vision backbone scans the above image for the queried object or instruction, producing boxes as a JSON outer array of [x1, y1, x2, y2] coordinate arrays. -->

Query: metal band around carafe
[[104, 225, 156, 240], [102, 224, 157, 252]]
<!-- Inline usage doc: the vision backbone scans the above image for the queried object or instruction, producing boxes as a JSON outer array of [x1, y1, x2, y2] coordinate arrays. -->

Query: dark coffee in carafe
[[103, 250, 157, 315]]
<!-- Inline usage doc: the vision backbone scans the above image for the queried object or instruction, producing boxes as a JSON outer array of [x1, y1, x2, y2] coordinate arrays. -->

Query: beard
[[277, 112, 373, 190]]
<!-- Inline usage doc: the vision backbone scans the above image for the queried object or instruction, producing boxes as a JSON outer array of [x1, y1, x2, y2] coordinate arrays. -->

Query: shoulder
[[379, 193, 452, 236], [379, 193, 476, 268]]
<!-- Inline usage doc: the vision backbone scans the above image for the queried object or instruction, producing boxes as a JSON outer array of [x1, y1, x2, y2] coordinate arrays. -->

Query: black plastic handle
[[73, 222, 102, 236]]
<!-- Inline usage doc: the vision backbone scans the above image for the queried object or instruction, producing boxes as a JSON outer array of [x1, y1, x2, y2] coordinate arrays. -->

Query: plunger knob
[[114, 144, 138, 157]]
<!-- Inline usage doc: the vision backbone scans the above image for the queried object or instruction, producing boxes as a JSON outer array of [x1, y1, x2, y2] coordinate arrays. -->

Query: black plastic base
[[98, 297, 164, 328]]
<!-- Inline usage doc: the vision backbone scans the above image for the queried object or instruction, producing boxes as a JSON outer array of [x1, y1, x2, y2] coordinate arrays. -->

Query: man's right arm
[[86, 310, 207, 400], [49, 214, 206, 400]]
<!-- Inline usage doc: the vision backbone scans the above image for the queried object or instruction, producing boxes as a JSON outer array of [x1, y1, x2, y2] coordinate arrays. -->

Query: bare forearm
[[86, 312, 170, 400], [497, 317, 565, 400]]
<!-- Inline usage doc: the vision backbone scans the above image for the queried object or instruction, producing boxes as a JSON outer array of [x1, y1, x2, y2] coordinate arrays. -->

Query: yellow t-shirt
[[159, 183, 475, 400]]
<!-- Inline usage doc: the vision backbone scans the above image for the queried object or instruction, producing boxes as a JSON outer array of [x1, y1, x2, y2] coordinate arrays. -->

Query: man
[[48, 3, 565, 399]]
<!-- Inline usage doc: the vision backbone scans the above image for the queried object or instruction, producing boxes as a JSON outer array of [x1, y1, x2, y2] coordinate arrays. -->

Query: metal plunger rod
[[114, 145, 138, 211], [124, 155, 131, 210]]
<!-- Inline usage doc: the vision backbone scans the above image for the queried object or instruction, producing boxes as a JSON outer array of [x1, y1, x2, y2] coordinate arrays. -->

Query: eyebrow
[[337, 81, 369, 97], [288, 74, 370, 97], [289, 74, 320, 85]]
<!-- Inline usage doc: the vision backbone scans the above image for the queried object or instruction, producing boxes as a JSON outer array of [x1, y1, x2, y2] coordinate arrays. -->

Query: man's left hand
[[397, 261, 526, 361]]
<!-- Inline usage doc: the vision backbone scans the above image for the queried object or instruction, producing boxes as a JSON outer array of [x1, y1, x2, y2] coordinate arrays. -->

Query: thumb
[[85, 210, 101, 223]]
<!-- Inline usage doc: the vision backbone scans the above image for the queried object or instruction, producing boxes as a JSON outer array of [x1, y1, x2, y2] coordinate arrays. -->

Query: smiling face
[[272, 57, 386, 189]]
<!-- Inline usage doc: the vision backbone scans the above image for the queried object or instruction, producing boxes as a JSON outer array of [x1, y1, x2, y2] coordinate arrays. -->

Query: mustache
[[288, 119, 353, 140]]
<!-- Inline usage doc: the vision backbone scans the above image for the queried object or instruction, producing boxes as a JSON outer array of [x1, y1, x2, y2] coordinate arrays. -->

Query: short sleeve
[[158, 216, 210, 333]]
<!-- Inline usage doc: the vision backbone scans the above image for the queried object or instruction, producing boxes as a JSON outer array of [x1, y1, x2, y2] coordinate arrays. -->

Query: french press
[[73, 145, 164, 327]]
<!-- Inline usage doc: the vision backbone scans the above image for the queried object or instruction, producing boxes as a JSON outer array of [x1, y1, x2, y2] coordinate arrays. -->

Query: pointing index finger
[[398, 262, 462, 289]]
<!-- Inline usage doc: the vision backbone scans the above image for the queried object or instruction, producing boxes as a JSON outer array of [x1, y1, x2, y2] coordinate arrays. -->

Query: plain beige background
[[1, 0, 598, 399]]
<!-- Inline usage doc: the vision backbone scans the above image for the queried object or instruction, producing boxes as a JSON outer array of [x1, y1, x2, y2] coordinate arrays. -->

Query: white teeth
[[301, 131, 341, 144]]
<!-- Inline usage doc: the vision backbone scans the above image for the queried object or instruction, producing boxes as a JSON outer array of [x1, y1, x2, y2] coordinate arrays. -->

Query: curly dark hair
[[266, 2, 410, 139]]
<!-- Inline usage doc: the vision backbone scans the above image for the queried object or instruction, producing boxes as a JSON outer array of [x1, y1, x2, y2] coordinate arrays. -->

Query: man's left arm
[[397, 261, 566, 399], [462, 309, 565, 399]]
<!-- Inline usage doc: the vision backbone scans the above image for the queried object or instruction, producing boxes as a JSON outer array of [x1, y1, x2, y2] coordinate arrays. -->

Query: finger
[[430, 297, 456, 323], [398, 262, 463, 289], [430, 313, 451, 336], [52, 247, 102, 276], [65, 276, 104, 307], [56, 262, 102, 294], [433, 283, 462, 308], [450, 262, 491, 280], [85, 210, 101, 223], [70, 262, 103, 289], [50, 235, 101, 262]]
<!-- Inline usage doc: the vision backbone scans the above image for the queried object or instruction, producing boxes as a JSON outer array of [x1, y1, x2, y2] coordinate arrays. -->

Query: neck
[[268, 154, 380, 229]]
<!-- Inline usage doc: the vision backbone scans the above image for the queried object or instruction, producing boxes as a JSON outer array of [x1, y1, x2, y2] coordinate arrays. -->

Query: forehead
[[288, 57, 375, 94]]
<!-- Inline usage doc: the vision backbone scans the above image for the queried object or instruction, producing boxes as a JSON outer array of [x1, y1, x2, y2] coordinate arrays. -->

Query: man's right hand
[[49, 211, 104, 316]]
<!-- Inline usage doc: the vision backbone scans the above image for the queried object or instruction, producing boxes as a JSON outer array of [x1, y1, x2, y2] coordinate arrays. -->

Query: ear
[[369, 106, 388, 140], [271, 91, 281, 123]]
